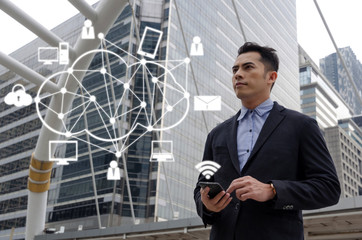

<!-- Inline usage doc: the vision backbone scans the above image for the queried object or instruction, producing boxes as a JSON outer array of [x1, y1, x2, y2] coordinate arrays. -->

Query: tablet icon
[[137, 26, 163, 59], [194, 96, 221, 111]]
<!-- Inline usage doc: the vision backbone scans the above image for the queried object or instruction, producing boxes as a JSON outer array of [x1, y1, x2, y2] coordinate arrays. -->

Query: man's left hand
[[226, 176, 275, 202]]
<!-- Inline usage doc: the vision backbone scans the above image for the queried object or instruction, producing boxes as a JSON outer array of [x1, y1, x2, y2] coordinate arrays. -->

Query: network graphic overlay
[[35, 32, 190, 157]]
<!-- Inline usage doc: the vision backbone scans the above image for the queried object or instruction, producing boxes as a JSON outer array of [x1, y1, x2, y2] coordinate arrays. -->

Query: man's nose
[[234, 69, 244, 79]]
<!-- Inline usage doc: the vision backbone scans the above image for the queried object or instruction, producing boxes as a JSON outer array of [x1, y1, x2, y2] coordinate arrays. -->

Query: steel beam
[[0, 51, 60, 93], [26, 1, 128, 239], [68, 0, 98, 22], [0, 0, 76, 59]]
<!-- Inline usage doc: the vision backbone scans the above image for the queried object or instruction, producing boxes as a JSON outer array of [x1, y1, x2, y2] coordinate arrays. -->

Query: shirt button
[[249, 129, 252, 132], [247, 149, 249, 153]]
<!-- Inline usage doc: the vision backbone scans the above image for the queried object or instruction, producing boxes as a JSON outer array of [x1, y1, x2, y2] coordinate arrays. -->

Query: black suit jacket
[[194, 102, 341, 240]]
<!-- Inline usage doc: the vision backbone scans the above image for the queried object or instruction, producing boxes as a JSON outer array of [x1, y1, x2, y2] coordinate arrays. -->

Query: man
[[194, 42, 341, 240]]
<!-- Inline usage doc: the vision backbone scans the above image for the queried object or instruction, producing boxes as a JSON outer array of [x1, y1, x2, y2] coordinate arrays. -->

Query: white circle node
[[65, 132, 72, 138], [140, 59, 147, 65], [98, 33, 104, 39], [67, 68, 73, 74], [90, 95, 96, 102], [184, 57, 191, 64], [184, 92, 190, 98], [141, 102, 147, 108], [60, 87, 67, 94], [115, 152, 122, 158], [152, 77, 158, 83], [58, 113, 64, 119], [100, 68, 106, 74], [206, 175, 211, 180], [166, 105, 173, 111], [34, 97, 40, 103], [147, 126, 153, 132], [110, 160, 118, 168], [124, 83, 130, 89], [110, 117, 116, 124]]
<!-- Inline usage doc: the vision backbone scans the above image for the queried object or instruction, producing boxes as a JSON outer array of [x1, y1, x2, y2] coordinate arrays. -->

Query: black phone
[[199, 182, 224, 199]]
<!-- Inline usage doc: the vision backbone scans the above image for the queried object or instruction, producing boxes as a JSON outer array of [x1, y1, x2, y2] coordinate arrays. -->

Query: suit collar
[[227, 109, 242, 176], [241, 101, 286, 174]]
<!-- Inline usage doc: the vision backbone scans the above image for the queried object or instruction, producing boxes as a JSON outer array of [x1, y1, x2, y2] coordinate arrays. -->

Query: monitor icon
[[38, 47, 58, 65], [49, 140, 78, 165], [137, 27, 163, 59], [150, 140, 174, 162]]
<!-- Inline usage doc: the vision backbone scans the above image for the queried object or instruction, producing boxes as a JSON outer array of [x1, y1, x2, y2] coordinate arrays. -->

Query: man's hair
[[237, 42, 279, 73]]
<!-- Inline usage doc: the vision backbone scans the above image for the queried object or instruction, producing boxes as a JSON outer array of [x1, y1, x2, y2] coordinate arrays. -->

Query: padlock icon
[[4, 84, 33, 107]]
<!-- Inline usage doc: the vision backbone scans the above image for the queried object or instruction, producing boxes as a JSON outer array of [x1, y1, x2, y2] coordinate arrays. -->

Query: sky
[[0, 0, 361, 66]]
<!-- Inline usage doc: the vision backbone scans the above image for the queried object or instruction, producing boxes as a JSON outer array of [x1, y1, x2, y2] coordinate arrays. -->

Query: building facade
[[0, 1, 299, 239], [299, 45, 362, 199], [320, 46, 362, 115]]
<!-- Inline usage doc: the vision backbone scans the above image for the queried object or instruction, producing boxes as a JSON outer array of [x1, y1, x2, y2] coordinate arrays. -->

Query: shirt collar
[[237, 98, 274, 121]]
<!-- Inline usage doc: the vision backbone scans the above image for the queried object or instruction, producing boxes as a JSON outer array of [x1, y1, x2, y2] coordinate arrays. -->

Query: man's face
[[232, 51, 275, 101]]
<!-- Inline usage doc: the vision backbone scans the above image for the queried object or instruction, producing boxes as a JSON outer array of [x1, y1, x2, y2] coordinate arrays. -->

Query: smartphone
[[199, 182, 224, 199]]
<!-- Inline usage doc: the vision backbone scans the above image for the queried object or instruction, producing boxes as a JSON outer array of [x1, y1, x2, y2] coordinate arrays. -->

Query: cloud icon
[[35, 48, 190, 154], [5, 84, 32, 107]]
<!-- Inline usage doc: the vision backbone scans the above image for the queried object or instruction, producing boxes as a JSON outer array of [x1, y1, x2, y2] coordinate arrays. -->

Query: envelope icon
[[194, 96, 221, 111]]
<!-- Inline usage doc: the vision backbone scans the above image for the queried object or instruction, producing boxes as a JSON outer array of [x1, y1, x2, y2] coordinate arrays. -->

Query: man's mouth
[[235, 82, 247, 87]]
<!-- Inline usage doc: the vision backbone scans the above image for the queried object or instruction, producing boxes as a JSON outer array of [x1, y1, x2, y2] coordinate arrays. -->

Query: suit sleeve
[[271, 118, 341, 210], [194, 132, 221, 226]]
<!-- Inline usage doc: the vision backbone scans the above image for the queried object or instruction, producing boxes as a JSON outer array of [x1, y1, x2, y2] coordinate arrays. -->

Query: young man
[[194, 42, 341, 240]]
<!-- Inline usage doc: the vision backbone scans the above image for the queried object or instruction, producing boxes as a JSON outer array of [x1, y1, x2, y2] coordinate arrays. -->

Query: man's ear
[[268, 71, 277, 84]]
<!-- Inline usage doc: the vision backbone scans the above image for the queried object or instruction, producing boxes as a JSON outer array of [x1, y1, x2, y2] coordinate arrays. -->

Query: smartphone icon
[[137, 27, 163, 59], [59, 42, 69, 65]]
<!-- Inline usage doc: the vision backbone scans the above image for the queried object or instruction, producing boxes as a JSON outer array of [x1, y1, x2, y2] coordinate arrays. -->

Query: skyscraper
[[299, 45, 362, 199], [0, 1, 299, 239], [320, 46, 362, 115]]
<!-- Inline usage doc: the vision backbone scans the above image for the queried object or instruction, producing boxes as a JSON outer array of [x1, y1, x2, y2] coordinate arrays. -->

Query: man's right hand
[[200, 187, 232, 212]]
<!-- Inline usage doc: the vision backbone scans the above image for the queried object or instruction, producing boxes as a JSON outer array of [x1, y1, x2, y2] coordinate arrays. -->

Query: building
[[0, 1, 299, 239], [320, 46, 362, 115], [299, 45, 362, 199], [299, 46, 353, 129], [324, 122, 362, 198]]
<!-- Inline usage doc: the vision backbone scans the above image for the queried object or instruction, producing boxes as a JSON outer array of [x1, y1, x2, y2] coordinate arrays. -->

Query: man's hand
[[200, 187, 232, 212], [226, 176, 275, 202]]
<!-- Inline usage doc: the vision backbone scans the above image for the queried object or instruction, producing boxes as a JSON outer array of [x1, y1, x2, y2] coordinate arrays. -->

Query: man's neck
[[241, 96, 270, 109]]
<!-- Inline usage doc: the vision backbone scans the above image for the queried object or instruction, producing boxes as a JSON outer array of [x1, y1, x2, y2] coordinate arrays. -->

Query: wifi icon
[[195, 161, 221, 179]]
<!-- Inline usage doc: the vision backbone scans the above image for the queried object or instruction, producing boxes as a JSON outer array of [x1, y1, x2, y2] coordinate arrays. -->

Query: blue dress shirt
[[237, 98, 274, 171]]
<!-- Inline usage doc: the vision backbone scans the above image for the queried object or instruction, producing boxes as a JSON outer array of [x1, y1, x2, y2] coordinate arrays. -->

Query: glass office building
[[320, 46, 362, 115], [0, 1, 299, 239], [299, 46, 353, 129], [299, 45, 362, 199]]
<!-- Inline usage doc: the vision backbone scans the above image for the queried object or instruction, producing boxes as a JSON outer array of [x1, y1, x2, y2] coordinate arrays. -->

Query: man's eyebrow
[[242, 62, 255, 67], [232, 61, 255, 70]]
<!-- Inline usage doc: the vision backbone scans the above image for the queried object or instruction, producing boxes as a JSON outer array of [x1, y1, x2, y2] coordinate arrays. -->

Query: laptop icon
[[150, 140, 174, 162]]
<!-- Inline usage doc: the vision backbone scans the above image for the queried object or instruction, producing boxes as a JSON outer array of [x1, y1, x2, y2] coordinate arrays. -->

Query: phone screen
[[199, 182, 224, 199]]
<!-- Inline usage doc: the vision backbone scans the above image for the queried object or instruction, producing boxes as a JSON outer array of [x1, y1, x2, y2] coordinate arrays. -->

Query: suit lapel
[[227, 111, 241, 176], [241, 102, 286, 174]]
